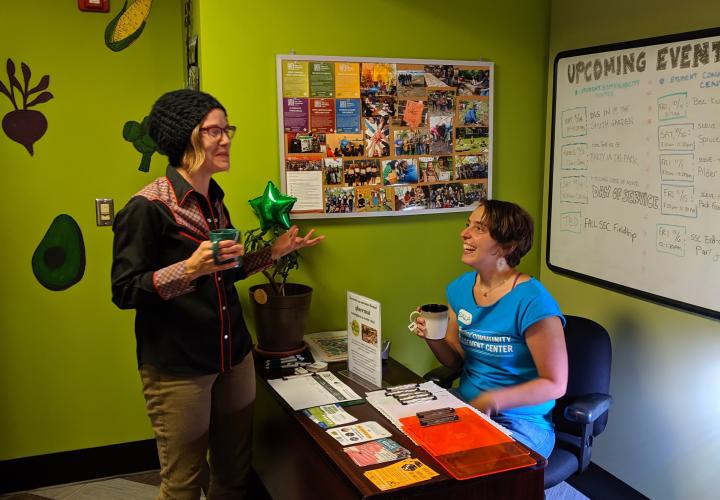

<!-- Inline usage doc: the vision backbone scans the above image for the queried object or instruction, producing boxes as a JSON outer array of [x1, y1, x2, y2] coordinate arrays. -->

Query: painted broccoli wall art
[[123, 115, 157, 172]]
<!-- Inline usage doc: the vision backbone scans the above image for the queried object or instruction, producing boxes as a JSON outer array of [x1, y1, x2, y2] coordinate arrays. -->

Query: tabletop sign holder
[[343, 291, 390, 390]]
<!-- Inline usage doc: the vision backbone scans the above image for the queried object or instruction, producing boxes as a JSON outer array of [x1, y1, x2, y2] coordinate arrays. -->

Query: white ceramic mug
[[408, 303, 449, 340]]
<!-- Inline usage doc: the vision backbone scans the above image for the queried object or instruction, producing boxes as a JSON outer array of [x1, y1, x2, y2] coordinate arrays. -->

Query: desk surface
[[252, 357, 545, 499]]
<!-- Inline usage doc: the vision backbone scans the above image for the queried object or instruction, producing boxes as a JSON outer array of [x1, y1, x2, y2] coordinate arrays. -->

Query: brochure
[[303, 403, 357, 429], [305, 330, 348, 362], [267, 371, 361, 411], [343, 438, 411, 467], [326, 421, 391, 446], [363, 458, 438, 491]]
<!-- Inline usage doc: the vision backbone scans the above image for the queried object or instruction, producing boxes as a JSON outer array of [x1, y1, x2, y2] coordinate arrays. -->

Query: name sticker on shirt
[[457, 309, 472, 325]]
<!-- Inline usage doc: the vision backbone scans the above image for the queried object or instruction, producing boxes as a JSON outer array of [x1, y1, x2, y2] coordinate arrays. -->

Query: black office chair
[[424, 315, 612, 490]]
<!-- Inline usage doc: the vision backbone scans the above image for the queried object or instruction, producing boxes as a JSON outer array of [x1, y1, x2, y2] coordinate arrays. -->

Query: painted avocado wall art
[[105, 0, 154, 52], [32, 214, 86, 291], [0, 59, 53, 155], [123, 114, 157, 172]]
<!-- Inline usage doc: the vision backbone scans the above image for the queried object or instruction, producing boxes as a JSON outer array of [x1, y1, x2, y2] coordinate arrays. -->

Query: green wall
[[0, 0, 552, 463], [0, 1, 184, 460], [542, 1, 720, 499], [197, 0, 551, 376]]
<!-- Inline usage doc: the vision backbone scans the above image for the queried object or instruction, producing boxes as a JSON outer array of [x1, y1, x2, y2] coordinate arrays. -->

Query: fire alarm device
[[78, 0, 110, 12]]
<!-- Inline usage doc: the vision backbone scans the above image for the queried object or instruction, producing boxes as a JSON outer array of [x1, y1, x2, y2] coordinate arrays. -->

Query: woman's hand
[[271, 225, 325, 260], [410, 308, 429, 338], [472, 391, 499, 416], [184, 240, 244, 279]]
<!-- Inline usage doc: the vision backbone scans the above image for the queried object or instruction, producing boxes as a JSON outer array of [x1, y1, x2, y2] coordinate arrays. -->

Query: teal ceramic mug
[[209, 228, 241, 266]]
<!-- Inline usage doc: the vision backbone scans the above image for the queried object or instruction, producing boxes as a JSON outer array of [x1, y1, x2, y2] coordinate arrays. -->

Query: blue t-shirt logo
[[458, 308, 473, 325]]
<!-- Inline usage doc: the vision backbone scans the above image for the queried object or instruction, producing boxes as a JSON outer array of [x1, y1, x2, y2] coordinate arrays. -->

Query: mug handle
[[408, 310, 422, 332]]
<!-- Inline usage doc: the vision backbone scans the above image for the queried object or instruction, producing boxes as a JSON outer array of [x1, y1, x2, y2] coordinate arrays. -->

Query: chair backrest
[[552, 315, 612, 437]]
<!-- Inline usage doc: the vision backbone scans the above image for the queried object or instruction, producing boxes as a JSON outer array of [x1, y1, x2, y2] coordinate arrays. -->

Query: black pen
[[399, 395, 437, 405], [395, 390, 432, 400], [385, 383, 419, 395]]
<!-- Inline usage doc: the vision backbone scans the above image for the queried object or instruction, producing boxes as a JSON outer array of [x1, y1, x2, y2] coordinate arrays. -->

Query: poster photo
[[277, 55, 493, 218], [323, 158, 343, 185], [356, 186, 393, 212]]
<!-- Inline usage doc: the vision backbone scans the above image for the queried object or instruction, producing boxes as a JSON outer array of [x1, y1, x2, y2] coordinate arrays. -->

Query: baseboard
[[567, 462, 649, 500], [0, 439, 159, 494], [1, 447, 645, 498]]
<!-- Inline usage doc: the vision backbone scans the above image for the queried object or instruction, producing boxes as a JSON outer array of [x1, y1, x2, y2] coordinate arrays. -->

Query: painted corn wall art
[[105, 0, 154, 52]]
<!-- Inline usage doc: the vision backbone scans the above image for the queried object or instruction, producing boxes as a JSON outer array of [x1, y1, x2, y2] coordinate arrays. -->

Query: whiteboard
[[547, 27, 720, 318]]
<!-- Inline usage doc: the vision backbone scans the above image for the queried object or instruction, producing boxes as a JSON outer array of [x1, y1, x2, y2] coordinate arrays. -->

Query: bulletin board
[[547, 27, 720, 318], [276, 55, 493, 218]]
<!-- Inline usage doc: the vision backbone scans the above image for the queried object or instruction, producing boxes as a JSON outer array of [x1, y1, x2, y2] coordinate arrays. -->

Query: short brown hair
[[478, 199, 534, 267]]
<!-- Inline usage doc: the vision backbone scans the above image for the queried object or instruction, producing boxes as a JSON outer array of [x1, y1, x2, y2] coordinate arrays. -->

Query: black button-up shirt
[[112, 166, 272, 376]]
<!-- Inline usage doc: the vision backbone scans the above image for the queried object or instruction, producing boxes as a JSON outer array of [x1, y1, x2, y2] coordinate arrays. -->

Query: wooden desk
[[252, 358, 545, 499]]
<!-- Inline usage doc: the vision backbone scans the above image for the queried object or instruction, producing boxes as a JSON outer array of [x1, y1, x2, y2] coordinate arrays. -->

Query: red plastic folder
[[399, 407, 537, 480]]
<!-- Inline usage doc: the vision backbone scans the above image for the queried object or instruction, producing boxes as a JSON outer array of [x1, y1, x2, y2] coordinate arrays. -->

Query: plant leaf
[[28, 74, 49, 95], [26, 91, 53, 107], [7, 59, 23, 96], [0, 79, 12, 100], [6, 58, 15, 80], [21, 62, 31, 91]]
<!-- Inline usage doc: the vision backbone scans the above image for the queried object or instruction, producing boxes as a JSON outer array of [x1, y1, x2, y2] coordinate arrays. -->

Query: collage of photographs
[[279, 58, 492, 216]]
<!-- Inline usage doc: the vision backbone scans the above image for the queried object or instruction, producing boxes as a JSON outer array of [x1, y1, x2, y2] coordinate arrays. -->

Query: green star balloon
[[248, 181, 297, 230]]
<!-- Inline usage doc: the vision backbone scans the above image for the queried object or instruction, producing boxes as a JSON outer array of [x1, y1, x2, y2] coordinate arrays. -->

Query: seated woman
[[412, 199, 567, 458]]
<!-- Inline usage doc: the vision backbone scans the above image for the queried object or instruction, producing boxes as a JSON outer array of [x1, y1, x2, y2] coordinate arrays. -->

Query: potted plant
[[243, 182, 314, 355]]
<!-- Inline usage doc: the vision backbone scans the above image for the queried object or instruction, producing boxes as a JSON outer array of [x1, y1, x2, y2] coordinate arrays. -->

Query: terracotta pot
[[249, 283, 313, 352]]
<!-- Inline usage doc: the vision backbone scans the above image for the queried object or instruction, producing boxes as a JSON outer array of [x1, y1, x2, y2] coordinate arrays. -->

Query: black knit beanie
[[148, 89, 226, 167]]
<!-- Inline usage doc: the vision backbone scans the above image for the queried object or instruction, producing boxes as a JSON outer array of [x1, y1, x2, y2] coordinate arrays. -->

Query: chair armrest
[[423, 366, 462, 389], [563, 393, 612, 424]]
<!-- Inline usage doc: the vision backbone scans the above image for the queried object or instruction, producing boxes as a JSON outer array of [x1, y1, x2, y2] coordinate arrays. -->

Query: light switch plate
[[95, 198, 114, 226]]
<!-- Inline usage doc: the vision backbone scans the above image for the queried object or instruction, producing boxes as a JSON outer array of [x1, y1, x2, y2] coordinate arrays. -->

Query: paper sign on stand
[[346, 291, 382, 388]]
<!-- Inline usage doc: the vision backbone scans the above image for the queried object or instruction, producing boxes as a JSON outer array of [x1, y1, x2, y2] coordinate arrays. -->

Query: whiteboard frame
[[546, 26, 720, 320], [276, 54, 494, 219]]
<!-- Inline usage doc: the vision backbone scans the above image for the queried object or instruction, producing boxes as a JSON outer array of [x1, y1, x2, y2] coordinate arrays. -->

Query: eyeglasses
[[199, 125, 236, 140]]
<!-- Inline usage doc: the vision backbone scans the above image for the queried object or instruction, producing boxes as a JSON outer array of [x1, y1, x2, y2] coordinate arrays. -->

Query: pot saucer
[[253, 341, 308, 359]]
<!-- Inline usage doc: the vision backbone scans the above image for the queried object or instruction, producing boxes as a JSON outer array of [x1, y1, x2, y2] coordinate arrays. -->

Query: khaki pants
[[140, 352, 256, 500]]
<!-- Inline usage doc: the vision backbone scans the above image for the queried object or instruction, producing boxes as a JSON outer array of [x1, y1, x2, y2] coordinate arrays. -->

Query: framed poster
[[276, 55, 494, 219]]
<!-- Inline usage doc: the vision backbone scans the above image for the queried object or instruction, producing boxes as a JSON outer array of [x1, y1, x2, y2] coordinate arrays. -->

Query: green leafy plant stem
[[243, 226, 299, 296]]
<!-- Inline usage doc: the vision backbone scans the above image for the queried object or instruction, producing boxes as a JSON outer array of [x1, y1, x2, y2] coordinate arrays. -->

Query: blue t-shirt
[[446, 272, 565, 430]]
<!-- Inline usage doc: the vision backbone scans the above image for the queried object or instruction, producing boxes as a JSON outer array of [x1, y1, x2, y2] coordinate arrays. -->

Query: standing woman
[[412, 199, 567, 458], [112, 89, 323, 500]]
